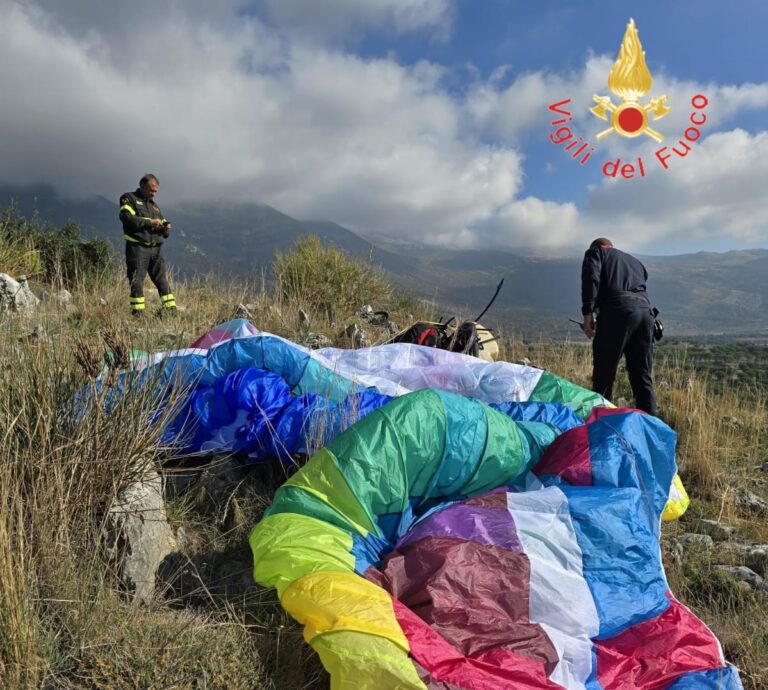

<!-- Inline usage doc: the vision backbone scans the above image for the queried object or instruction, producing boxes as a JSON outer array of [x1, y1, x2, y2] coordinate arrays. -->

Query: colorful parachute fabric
[[90, 318, 609, 455], [250, 392, 741, 690], [75, 319, 706, 685], [73, 318, 688, 520], [155, 319, 688, 519]]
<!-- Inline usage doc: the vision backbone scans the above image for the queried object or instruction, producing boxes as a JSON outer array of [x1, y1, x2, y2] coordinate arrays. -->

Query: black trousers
[[125, 243, 171, 303], [592, 306, 657, 415]]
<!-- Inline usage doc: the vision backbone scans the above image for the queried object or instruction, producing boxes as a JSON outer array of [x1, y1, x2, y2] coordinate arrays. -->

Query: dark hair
[[139, 174, 159, 186], [589, 237, 613, 250]]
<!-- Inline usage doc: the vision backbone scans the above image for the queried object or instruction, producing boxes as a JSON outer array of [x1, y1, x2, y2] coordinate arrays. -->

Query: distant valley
[[2, 184, 767, 339]]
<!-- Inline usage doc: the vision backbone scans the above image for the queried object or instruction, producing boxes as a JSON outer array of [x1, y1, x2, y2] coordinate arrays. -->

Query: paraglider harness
[[388, 280, 503, 359]]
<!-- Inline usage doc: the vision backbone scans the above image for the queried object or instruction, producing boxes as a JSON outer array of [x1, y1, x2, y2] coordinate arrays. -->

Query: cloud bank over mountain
[[1, 0, 766, 253]]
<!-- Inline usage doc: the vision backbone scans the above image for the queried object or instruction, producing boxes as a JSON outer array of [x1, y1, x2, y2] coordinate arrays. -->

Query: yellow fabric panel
[[313, 631, 426, 690], [123, 234, 140, 243], [120, 204, 136, 215], [281, 571, 408, 652], [250, 513, 355, 597], [662, 472, 690, 522]]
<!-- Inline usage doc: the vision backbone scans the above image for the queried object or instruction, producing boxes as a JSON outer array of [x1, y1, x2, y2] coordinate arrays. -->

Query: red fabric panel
[[596, 593, 725, 689], [463, 489, 509, 509], [393, 598, 565, 690], [381, 537, 557, 667], [586, 406, 643, 423], [533, 424, 592, 486]]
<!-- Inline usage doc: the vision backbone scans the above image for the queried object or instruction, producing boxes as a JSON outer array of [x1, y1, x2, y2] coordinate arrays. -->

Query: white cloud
[[487, 197, 580, 248], [0, 0, 766, 254], [582, 129, 768, 250], [255, 0, 454, 41], [0, 0, 515, 246]]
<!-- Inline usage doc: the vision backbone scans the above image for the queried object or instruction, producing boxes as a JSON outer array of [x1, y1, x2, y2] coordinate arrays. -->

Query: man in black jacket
[[119, 174, 176, 316], [581, 238, 657, 415]]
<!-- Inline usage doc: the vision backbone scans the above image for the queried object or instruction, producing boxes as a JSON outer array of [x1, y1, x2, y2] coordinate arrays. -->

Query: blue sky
[[352, 0, 768, 250], [0, 0, 766, 255], [361, 1, 767, 84]]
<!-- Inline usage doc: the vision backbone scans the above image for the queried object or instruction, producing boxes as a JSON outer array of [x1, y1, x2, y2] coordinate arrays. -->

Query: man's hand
[[581, 313, 595, 339], [150, 219, 163, 229]]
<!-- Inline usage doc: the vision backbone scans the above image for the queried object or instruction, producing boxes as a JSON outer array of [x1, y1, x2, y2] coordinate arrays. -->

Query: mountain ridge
[[2, 184, 766, 338]]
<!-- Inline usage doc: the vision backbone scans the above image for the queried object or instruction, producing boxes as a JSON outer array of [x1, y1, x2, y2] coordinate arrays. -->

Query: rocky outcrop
[[108, 470, 178, 603], [0, 274, 39, 314]]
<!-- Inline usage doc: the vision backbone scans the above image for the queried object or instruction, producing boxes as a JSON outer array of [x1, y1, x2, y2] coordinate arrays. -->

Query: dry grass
[[1, 245, 767, 688]]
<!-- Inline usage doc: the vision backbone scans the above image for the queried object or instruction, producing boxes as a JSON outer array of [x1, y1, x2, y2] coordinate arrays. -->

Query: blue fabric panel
[[665, 666, 744, 689], [351, 531, 392, 573], [251, 390, 393, 462], [167, 368, 293, 454], [376, 511, 405, 544], [562, 485, 670, 639], [257, 394, 328, 461], [200, 335, 310, 387], [295, 357, 365, 401], [515, 421, 560, 466], [584, 646, 605, 690], [587, 411, 677, 527], [490, 400, 584, 433]]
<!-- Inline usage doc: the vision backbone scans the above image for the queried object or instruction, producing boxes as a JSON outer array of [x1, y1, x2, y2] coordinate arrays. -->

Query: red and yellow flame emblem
[[591, 19, 670, 142]]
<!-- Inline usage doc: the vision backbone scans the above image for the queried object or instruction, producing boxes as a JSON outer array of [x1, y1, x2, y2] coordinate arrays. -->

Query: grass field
[[1, 224, 766, 689]]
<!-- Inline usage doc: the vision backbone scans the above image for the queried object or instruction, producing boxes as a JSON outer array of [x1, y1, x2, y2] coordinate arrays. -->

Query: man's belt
[[124, 234, 162, 248]]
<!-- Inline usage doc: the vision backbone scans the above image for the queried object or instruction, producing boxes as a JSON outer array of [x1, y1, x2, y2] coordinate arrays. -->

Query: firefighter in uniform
[[119, 174, 176, 316], [580, 237, 657, 415]]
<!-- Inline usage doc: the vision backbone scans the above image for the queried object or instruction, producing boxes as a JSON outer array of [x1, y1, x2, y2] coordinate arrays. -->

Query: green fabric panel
[[420, 390, 489, 498], [282, 448, 378, 537], [462, 404, 531, 495], [265, 485, 364, 536], [529, 371, 606, 418], [312, 631, 427, 690], [326, 389, 447, 516], [517, 421, 560, 464], [250, 513, 355, 597]]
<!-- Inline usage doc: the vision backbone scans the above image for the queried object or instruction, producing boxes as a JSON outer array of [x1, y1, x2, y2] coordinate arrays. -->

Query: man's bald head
[[589, 237, 613, 250]]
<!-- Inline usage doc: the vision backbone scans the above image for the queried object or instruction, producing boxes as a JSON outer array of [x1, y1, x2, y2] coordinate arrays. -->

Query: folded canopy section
[[250, 392, 739, 690], [81, 318, 607, 452], [123, 319, 609, 410], [72, 319, 687, 519]]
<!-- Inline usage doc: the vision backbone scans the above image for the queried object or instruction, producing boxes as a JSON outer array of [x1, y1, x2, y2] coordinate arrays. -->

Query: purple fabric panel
[[397, 502, 522, 552], [380, 536, 558, 670]]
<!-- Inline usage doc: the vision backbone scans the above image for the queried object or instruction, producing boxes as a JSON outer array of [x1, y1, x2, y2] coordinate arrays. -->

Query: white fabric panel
[[127, 333, 544, 404], [313, 342, 543, 403], [507, 487, 599, 690]]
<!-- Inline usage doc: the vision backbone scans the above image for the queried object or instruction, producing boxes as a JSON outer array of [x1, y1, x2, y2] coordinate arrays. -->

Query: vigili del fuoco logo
[[547, 18, 709, 179]]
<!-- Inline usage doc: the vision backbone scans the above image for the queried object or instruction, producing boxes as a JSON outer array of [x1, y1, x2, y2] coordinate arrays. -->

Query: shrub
[[0, 206, 115, 288], [272, 235, 391, 323]]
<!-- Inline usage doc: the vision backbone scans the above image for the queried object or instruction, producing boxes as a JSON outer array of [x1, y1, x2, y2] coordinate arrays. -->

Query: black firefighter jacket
[[119, 190, 169, 247]]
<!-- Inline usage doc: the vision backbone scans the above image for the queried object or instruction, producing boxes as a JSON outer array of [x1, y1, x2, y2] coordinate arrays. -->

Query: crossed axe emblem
[[590, 95, 670, 142]]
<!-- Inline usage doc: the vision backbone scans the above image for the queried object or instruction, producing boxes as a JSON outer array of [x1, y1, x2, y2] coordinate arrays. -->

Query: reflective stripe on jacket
[[119, 190, 168, 247]]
